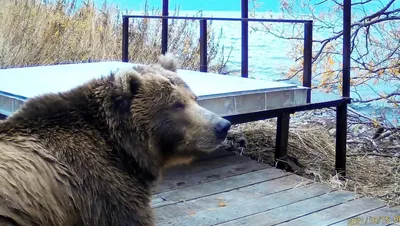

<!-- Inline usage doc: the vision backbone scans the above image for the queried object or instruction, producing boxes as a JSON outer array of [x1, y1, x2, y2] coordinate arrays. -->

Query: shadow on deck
[[152, 150, 400, 226]]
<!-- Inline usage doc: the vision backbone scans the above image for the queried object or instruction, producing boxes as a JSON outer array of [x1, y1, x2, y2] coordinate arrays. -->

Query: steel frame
[[121, 0, 351, 177]]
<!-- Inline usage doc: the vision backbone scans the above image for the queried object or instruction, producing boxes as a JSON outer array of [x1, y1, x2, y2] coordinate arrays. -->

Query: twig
[[347, 153, 399, 158], [332, 0, 373, 7], [358, 0, 396, 23], [348, 107, 377, 123], [353, 92, 400, 104], [347, 139, 368, 144], [377, 130, 393, 140]]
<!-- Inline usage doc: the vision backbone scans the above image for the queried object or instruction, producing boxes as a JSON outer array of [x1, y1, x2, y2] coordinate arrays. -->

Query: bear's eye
[[172, 101, 185, 110]]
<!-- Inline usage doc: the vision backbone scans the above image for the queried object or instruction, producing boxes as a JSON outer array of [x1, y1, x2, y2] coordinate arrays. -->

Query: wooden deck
[[152, 151, 400, 226]]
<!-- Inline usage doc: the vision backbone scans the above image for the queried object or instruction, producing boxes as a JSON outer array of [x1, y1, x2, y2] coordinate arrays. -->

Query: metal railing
[[121, 15, 313, 103], [121, 10, 352, 177]]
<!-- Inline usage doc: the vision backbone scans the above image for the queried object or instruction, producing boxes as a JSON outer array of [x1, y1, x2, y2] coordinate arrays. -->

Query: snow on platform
[[0, 62, 309, 117]]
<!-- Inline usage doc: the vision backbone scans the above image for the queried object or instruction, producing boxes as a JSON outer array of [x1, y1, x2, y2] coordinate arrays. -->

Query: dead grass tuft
[[0, 0, 229, 71], [226, 116, 400, 206]]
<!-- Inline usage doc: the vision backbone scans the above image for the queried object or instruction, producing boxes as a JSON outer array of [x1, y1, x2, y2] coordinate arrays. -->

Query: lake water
[[72, 2, 400, 124], [170, 10, 399, 125]]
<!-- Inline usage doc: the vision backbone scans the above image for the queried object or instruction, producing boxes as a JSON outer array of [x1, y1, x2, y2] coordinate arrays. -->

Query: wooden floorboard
[[151, 153, 399, 226], [155, 182, 332, 225], [153, 158, 266, 194], [275, 197, 388, 226], [159, 153, 250, 180], [154, 174, 312, 221], [152, 167, 290, 208], [218, 190, 362, 226]]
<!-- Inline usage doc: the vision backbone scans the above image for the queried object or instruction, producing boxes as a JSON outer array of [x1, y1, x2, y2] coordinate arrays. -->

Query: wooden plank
[[160, 154, 254, 180], [154, 160, 268, 194], [155, 182, 333, 225], [275, 197, 388, 226], [152, 167, 289, 207], [218, 190, 362, 226], [151, 168, 290, 207], [154, 174, 311, 221], [235, 174, 312, 196], [196, 149, 235, 161], [330, 205, 400, 226]]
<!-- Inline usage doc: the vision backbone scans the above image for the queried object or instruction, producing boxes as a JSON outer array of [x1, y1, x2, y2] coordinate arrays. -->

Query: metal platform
[[0, 62, 308, 117]]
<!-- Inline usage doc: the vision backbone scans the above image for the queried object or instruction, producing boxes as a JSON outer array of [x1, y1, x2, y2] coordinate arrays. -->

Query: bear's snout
[[214, 118, 231, 140]]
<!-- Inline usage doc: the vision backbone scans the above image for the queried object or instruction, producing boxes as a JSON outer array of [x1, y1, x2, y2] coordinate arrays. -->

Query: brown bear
[[0, 54, 231, 226]]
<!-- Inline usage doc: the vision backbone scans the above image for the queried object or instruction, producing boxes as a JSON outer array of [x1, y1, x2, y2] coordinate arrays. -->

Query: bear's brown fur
[[0, 54, 231, 226]]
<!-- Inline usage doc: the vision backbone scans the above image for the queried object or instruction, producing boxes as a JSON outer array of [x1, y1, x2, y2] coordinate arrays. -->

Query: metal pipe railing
[[121, 15, 313, 92], [122, 15, 313, 23], [241, 0, 249, 78], [161, 0, 169, 55], [121, 0, 351, 178], [342, 1, 351, 99], [303, 21, 313, 103], [199, 19, 208, 72], [122, 17, 129, 62], [335, 0, 352, 178]]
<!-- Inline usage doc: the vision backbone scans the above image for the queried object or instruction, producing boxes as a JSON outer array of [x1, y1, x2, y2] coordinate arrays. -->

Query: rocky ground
[[221, 108, 400, 206]]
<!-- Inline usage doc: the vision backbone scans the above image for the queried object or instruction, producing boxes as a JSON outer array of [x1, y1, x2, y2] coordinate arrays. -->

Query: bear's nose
[[215, 119, 231, 140]]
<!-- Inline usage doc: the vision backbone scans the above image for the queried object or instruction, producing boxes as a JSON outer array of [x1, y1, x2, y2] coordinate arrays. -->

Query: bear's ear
[[111, 68, 143, 113], [115, 68, 143, 96], [158, 52, 179, 72], [128, 73, 141, 96]]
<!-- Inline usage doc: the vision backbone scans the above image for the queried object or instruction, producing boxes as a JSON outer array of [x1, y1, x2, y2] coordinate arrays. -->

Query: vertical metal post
[[241, 0, 249, 78], [343, 0, 351, 98], [161, 0, 169, 54], [199, 19, 208, 72], [122, 16, 129, 62], [335, 103, 347, 177], [303, 21, 313, 103], [275, 113, 290, 169], [335, 0, 351, 178]]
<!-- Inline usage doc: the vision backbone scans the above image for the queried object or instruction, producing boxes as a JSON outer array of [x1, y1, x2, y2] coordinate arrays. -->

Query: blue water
[[172, 10, 399, 125], [82, 2, 400, 125], [91, 0, 281, 12]]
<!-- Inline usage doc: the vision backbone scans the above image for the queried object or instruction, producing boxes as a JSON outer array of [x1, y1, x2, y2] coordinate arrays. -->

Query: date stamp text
[[348, 215, 400, 225]]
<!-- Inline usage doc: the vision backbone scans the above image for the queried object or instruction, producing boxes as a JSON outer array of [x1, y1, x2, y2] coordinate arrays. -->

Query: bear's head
[[107, 54, 231, 169]]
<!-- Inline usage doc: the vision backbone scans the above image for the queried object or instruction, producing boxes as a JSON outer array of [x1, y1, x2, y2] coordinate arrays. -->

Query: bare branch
[[358, 0, 396, 23], [382, 8, 400, 16], [315, 0, 329, 6], [354, 92, 400, 104], [347, 153, 399, 158], [351, 0, 373, 6], [332, 0, 373, 7], [354, 16, 400, 28]]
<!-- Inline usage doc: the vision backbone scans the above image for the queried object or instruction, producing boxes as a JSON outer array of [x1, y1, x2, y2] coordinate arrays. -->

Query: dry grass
[[226, 115, 400, 206], [0, 0, 228, 71]]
